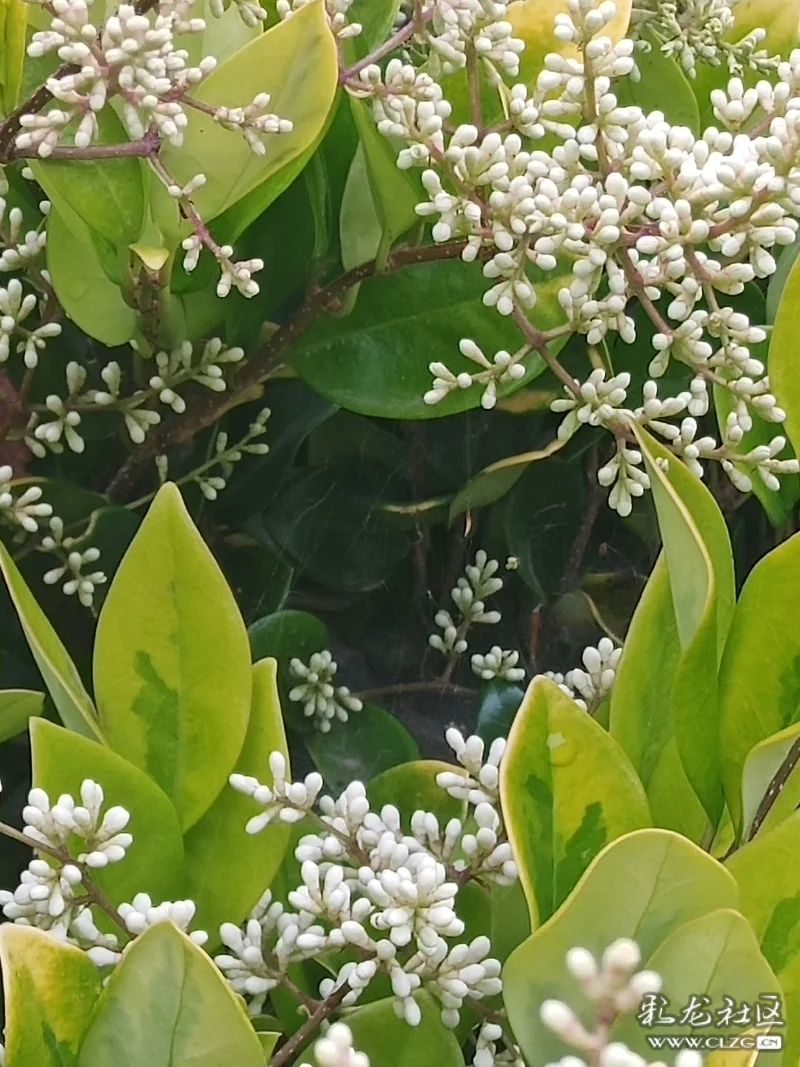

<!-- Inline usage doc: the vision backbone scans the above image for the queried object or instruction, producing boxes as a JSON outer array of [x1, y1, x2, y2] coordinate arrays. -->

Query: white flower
[[438, 730, 505, 806], [230, 751, 323, 832]]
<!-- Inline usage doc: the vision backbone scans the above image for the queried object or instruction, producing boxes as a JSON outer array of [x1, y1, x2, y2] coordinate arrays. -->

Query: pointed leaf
[[0, 0, 26, 115], [0, 925, 101, 1067], [183, 658, 291, 938], [78, 923, 264, 1067], [161, 0, 338, 222], [94, 483, 251, 830], [741, 722, 800, 840], [0, 688, 43, 743], [0, 541, 102, 741], [449, 438, 566, 519], [500, 675, 650, 926], [31, 718, 185, 906]]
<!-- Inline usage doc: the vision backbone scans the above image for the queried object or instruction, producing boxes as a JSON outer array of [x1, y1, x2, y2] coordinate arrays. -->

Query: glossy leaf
[[0, 541, 102, 741], [0, 688, 43, 743], [500, 675, 650, 925], [161, 1, 338, 222], [615, 31, 699, 130], [0, 925, 101, 1067], [31, 718, 185, 906], [290, 259, 569, 420], [0, 0, 26, 115], [720, 531, 800, 833], [346, 992, 464, 1067], [183, 658, 291, 938], [94, 483, 252, 831], [78, 923, 264, 1067], [503, 829, 739, 1067], [305, 703, 419, 794], [610, 556, 709, 842], [475, 681, 526, 746], [34, 109, 145, 247], [633, 425, 734, 823], [726, 812, 800, 1064], [770, 249, 800, 458], [248, 608, 330, 713], [449, 437, 567, 520], [46, 207, 137, 346], [368, 760, 465, 828]]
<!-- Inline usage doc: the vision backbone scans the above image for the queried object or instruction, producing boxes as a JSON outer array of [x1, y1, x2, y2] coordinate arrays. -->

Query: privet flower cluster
[[351, 0, 800, 516], [541, 940, 702, 1067], [547, 636, 622, 712], [288, 651, 364, 733], [224, 730, 514, 1031]]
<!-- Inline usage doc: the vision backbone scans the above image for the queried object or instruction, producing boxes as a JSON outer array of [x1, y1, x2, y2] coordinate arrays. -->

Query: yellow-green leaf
[[31, 718, 185, 907], [633, 425, 734, 824], [503, 829, 739, 1067], [93, 483, 252, 831], [78, 924, 264, 1067], [0, 688, 43, 743], [0, 924, 101, 1067], [771, 250, 800, 458], [500, 675, 650, 926], [0, 541, 102, 741], [346, 992, 465, 1067], [183, 658, 291, 939], [161, 0, 338, 222], [741, 722, 800, 839], [0, 0, 26, 116], [720, 531, 800, 834]]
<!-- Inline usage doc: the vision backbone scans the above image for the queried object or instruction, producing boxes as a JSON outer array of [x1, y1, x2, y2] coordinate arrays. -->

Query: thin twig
[[356, 680, 475, 701], [270, 985, 349, 1067]]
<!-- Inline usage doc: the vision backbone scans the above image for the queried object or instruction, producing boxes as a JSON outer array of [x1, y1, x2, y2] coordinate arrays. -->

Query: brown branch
[[16, 133, 160, 161], [511, 306, 580, 395], [270, 985, 349, 1067], [723, 735, 800, 859], [105, 240, 477, 502], [356, 680, 476, 701]]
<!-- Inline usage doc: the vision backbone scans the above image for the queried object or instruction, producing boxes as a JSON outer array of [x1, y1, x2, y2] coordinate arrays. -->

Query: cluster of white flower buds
[[300, 1023, 369, 1067], [541, 940, 702, 1067], [350, 0, 800, 516], [471, 646, 525, 682], [429, 550, 513, 661], [222, 729, 515, 1028], [547, 637, 622, 711], [288, 651, 364, 733]]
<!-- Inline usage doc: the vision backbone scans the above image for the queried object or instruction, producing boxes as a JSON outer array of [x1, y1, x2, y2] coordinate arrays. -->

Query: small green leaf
[[368, 760, 466, 828], [500, 676, 650, 926], [0, 688, 43, 743], [183, 659, 291, 939], [46, 207, 137, 346], [346, 992, 465, 1067], [503, 829, 739, 1067], [726, 812, 800, 1064], [248, 608, 330, 714], [0, 0, 26, 116], [633, 425, 735, 824], [93, 483, 252, 831], [0, 541, 102, 742], [720, 531, 800, 834], [475, 681, 525, 746], [290, 259, 569, 420], [161, 0, 338, 222], [449, 437, 567, 520], [78, 924, 264, 1067], [339, 143, 382, 270], [34, 108, 145, 247], [0, 924, 101, 1067], [31, 718, 185, 907], [305, 703, 420, 793]]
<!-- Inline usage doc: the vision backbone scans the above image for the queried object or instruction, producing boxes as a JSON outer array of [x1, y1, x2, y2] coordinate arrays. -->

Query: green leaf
[[350, 96, 419, 254], [720, 531, 800, 834], [305, 703, 420, 794], [78, 923, 264, 1067], [726, 812, 800, 1063], [610, 556, 709, 842], [0, 0, 26, 116], [741, 722, 800, 839], [0, 541, 102, 742], [31, 718, 185, 906], [0, 688, 43, 743], [503, 828, 739, 1067], [93, 483, 252, 831], [345, 992, 464, 1067], [770, 250, 800, 458], [161, 0, 338, 223], [46, 207, 137, 346], [339, 143, 382, 270], [0, 925, 101, 1067], [449, 438, 567, 519], [613, 909, 780, 1048], [368, 760, 465, 828], [500, 676, 650, 926], [177, 0, 259, 66], [183, 658, 291, 939], [475, 681, 526, 747], [290, 259, 569, 420], [34, 109, 145, 247], [767, 236, 800, 324], [615, 31, 699, 130], [248, 608, 329, 715], [349, 0, 400, 49], [633, 424, 735, 824]]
